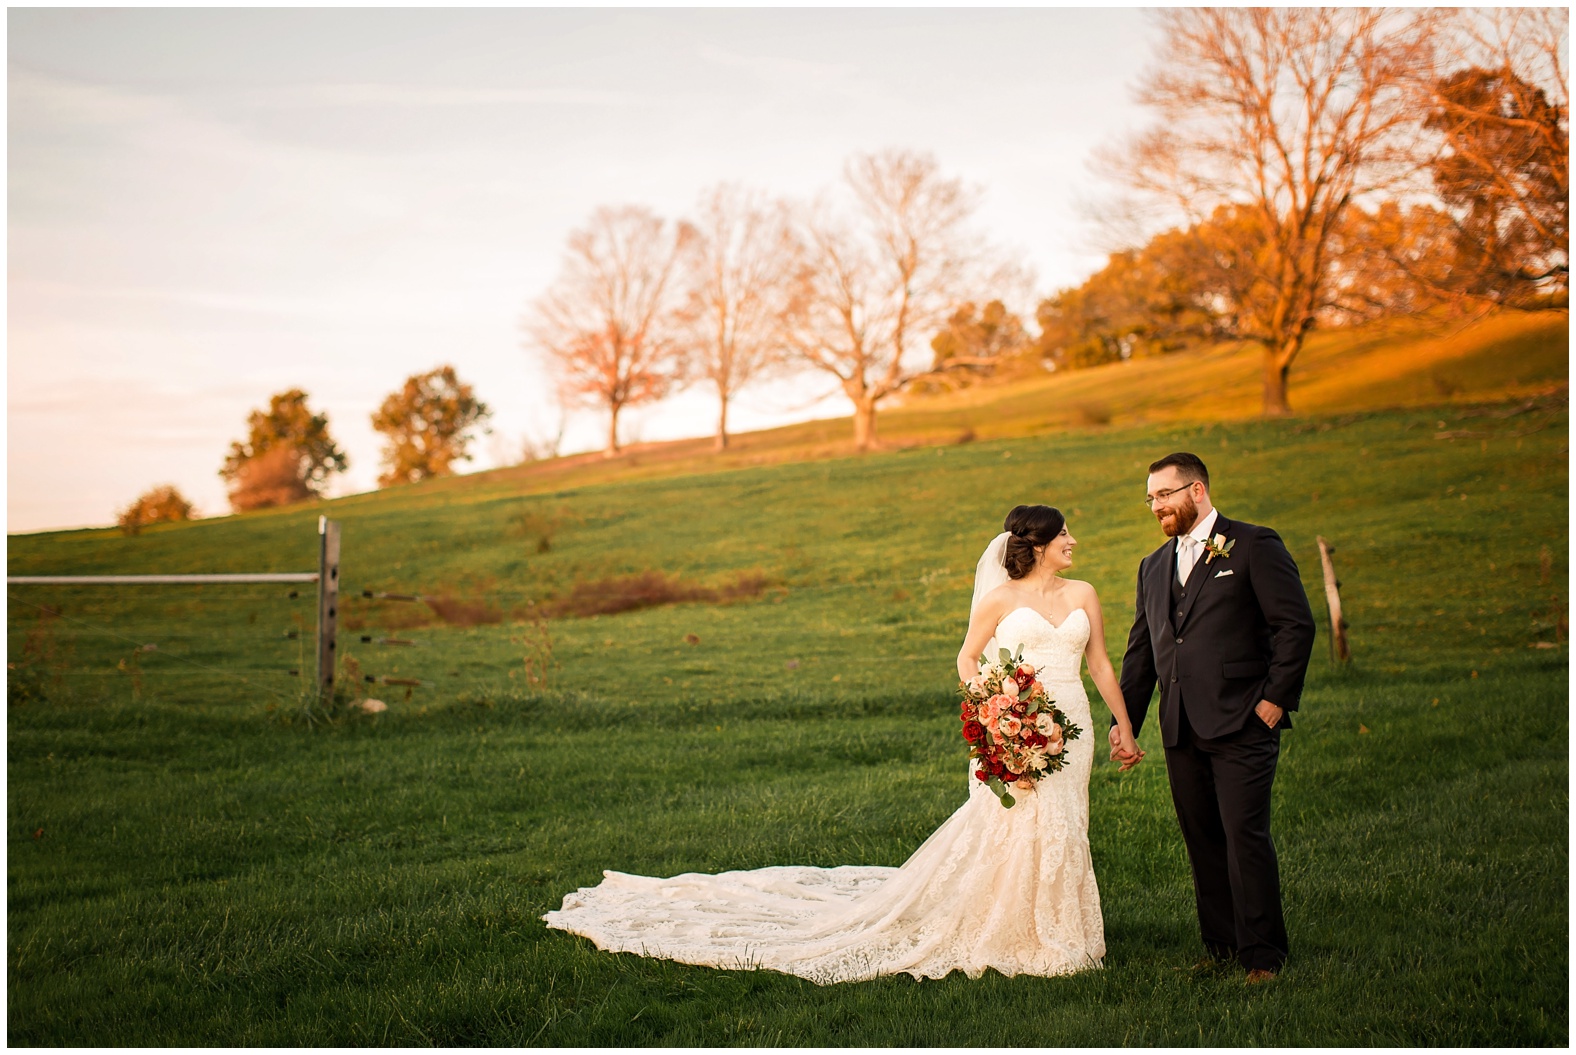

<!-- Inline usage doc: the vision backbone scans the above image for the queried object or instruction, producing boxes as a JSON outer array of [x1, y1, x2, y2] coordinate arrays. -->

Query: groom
[[1111, 452, 1315, 982]]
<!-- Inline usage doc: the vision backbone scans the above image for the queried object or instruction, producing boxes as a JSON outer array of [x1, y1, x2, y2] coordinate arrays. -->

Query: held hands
[[1108, 725, 1144, 771]]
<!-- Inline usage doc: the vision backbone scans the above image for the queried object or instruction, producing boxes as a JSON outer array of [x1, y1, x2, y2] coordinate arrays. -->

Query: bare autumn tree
[[679, 184, 802, 450], [785, 149, 1006, 449], [1114, 8, 1439, 415], [371, 364, 492, 487], [526, 206, 694, 457], [220, 388, 348, 511]]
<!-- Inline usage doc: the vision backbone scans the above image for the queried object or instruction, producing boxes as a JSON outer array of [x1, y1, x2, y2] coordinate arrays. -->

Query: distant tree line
[[116, 366, 492, 527], [525, 7, 1566, 449], [524, 150, 1018, 456], [115, 8, 1567, 525]]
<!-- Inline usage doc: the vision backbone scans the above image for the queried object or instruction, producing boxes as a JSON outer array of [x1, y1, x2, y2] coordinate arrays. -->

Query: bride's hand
[[1109, 725, 1144, 771]]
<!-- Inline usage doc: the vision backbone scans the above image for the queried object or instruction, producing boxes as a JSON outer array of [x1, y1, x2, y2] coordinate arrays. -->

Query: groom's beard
[[1157, 494, 1200, 538]]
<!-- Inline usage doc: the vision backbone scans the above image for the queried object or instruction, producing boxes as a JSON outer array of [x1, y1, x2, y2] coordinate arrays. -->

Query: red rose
[[975, 769, 990, 782], [962, 720, 984, 743]]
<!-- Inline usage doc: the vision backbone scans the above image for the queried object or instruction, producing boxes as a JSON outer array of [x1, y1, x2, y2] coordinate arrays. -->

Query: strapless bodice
[[993, 606, 1090, 687]]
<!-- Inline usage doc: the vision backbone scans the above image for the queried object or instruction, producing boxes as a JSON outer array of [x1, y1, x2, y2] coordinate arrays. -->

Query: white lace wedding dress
[[542, 606, 1104, 984]]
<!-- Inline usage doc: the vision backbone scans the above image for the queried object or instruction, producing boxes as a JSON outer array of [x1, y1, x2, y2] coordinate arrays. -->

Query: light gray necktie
[[1177, 535, 1201, 586]]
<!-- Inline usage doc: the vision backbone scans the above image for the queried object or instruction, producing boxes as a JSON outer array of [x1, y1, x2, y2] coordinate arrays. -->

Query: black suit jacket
[[1118, 514, 1317, 748]]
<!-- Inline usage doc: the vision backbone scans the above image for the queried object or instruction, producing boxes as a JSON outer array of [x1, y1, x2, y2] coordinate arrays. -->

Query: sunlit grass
[[6, 341, 1568, 1044]]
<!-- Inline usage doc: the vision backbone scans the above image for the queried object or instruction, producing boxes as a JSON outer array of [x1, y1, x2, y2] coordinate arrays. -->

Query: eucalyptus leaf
[[998, 647, 1013, 665]]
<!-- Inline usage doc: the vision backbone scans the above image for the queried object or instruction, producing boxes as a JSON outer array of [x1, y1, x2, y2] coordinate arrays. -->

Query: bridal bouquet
[[960, 646, 1083, 808]]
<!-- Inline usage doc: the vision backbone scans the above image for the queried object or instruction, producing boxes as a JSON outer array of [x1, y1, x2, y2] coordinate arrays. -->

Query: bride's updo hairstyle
[[1002, 505, 1066, 580]]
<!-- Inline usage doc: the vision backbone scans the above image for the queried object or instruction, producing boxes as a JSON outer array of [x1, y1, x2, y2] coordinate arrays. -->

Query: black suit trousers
[[1164, 701, 1288, 971]]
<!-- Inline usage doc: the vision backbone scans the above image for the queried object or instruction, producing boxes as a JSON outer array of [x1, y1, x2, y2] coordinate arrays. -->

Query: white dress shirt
[[1177, 507, 1220, 586]]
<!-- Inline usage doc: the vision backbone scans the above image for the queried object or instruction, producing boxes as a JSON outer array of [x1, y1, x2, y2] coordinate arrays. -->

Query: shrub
[[117, 485, 196, 536]]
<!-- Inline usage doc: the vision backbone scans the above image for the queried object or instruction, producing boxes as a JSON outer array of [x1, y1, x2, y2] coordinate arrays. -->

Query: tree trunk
[[714, 393, 730, 451], [605, 404, 622, 457], [1262, 346, 1293, 417], [852, 399, 878, 450]]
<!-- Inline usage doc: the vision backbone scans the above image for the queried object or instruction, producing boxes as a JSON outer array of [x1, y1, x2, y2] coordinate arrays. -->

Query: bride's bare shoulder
[[1061, 578, 1101, 605], [981, 582, 1021, 609]]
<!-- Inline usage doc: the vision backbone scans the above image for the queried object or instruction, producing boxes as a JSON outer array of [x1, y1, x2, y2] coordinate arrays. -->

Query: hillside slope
[[7, 308, 1566, 546], [400, 306, 1570, 507]]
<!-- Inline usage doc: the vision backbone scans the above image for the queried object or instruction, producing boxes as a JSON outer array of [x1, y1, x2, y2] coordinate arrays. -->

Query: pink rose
[[1047, 740, 1064, 756], [1000, 715, 1022, 738], [999, 677, 1019, 698]]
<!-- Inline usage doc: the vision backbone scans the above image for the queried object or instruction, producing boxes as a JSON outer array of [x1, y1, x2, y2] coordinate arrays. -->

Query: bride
[[542, 504, 1142, 984]]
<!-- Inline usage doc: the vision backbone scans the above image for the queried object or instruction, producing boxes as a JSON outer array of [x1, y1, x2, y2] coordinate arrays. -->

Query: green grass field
[[7, 366, 1569, 1040]]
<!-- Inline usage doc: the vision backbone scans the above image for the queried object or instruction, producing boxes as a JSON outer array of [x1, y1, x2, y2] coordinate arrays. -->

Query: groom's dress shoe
[[1245, 968, 1279, 985], [1181, 956, 1232, 975]]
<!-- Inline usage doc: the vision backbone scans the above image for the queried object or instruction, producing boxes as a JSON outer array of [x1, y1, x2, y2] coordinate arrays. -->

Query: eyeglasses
[[1143, 483, 1196, 508]]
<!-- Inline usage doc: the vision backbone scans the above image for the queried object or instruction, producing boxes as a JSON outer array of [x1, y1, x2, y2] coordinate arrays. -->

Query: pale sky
[[8, 8, 1158, 533]]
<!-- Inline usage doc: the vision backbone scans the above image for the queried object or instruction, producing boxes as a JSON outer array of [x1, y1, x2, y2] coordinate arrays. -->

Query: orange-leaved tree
[[220, 389, 348, 512], [371, 365, 492, 487], [1418, 9, 1568, 307], [916, 301, 1034, 392]]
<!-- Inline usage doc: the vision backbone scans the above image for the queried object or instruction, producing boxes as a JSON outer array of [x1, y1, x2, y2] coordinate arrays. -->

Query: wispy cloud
[[694, 43, 869, 96], [9, 278, 348, 320], [233, 82, 658, 109]]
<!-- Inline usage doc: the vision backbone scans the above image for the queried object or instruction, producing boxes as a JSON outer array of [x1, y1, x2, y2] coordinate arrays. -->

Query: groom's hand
[[1255, 699, 1284, 729], [1108, 726, 1144, 771]]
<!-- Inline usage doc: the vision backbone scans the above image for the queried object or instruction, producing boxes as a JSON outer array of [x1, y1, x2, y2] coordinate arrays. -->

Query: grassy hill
[[5, 309, 1569, 1044], [355, 306, 1566, 506]]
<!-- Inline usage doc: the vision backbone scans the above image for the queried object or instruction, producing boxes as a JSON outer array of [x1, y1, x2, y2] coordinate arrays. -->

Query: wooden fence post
[[1315, 536, 1350, 664], [317, 517, 341, 699]]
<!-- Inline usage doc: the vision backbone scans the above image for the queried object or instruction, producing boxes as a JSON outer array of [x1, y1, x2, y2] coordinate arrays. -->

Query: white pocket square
[[1214, 569, 1234, 578]]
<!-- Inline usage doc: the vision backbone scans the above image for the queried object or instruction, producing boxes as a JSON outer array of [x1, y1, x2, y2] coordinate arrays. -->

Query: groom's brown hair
[[1150, 452, 1210, 490]]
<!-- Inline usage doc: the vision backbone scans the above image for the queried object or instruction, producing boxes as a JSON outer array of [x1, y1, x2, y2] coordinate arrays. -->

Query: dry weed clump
[[9, 605, 70, 705], [423, 595, 505, 627], [545, 570, 773, 618], [1069, 401, 1113, 426], [509, 505, 578, 553], [511, 604, 555, 688]]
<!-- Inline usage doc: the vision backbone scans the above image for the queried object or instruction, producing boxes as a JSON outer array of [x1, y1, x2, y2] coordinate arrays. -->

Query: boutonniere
[[1202, 533, 1235, 564]]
